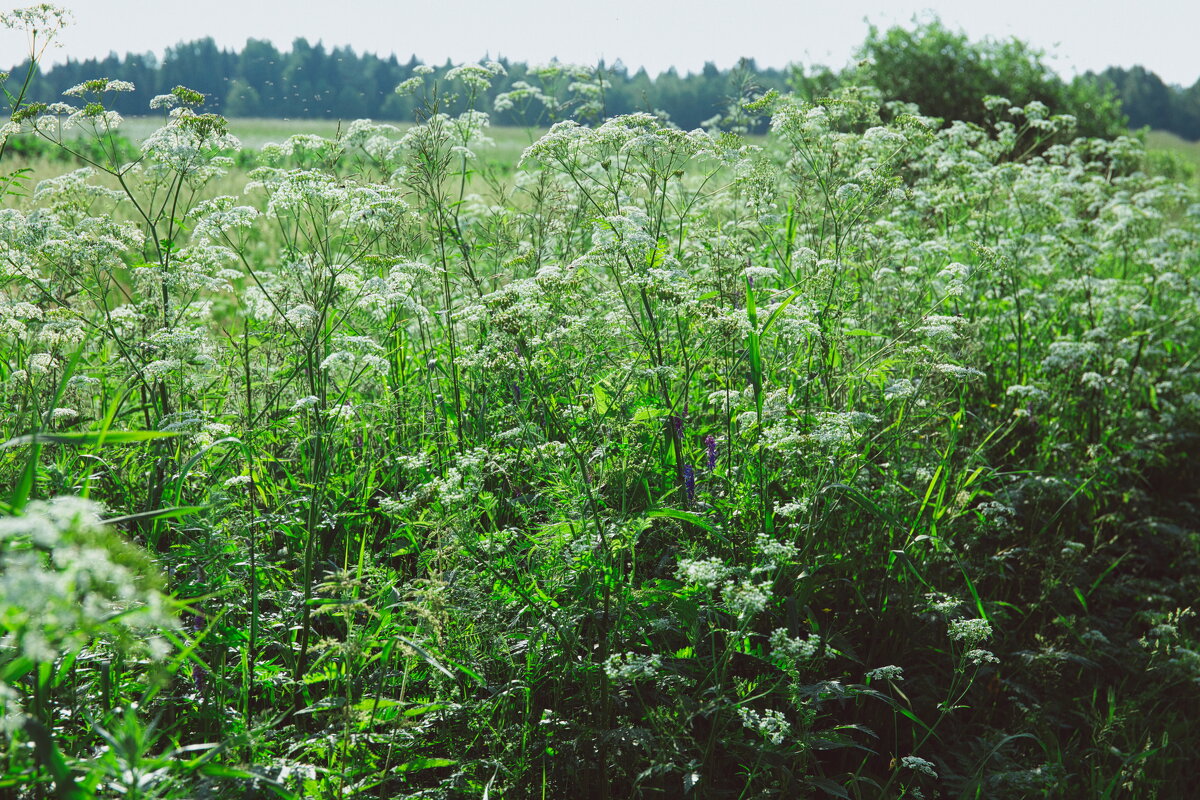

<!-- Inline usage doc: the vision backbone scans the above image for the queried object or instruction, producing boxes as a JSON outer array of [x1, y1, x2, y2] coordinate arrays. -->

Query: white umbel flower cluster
[[0, 497, 175, 734]]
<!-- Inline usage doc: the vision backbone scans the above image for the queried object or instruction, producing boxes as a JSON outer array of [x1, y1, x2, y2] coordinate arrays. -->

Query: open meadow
[[2, 15, 1200, 800], [1143, 129, 1200, 180]]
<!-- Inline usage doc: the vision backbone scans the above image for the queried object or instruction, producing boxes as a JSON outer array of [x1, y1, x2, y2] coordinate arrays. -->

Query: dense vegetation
[[853, 22, 1126, 139], [1088, 66, 1200, 142], [4, 20, 1148, 139], [3, 5, 1200, 799]]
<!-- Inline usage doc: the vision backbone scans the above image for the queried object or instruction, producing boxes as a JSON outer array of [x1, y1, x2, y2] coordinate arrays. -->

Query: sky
[[4, 0, 1199, 86]]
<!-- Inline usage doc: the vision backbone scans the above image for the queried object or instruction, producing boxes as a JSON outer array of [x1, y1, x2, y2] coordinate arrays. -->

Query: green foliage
[[855, 20, 1127, 140], [1090, 66, 1200, 142], [0, 130, 140, 165], [4, 38, 795, 130], [1144, 129, 1200, 182], [2, 10, 1200, 800]]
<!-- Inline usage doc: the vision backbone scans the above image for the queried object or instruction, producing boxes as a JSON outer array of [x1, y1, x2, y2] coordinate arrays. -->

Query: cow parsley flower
[[63, 78, 133, 97], [291, 395, 319, 413], [27, 352, 55, 374], [901, 756, 938, 779], [676, 557, 730, 590], [866, 665, 905, 682], [884, 378, 918, 400], [935, 363, 985, 381], [926, 593, 961, 615], [0, 4, 72, 35], [285, 304, 319, 330], [769, 628, 821, 661], [948, 618, 993, 646], [328, 402, 356, 423], [0, 496, 175, 665], [721, 579, 771, 620], [445, 64, 497, 92], [738, 707, 791, 745], [603, 652, 662, 683], [966, 648, 1000, 665]]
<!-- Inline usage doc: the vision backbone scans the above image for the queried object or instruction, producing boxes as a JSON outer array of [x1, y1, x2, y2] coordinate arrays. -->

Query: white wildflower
[[965, 649, 999, 665], [738, 707, 791, 746], [865, 665, 905, 682], [900, 755, 938, 779], [603, 652, 662, 683], [676, 557, 730, 590], [721, 579, 771, 620], [291, 395, 319, 412], [769, 628, 821, 661], [948, 618, 993, 646]]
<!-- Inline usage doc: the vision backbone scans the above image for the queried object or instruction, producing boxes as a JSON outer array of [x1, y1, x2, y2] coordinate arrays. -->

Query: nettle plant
[[3, 5, 1200, 799]]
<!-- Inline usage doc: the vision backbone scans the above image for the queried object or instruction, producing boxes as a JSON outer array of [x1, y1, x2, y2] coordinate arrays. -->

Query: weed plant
[[1, 6, 1199, 799]]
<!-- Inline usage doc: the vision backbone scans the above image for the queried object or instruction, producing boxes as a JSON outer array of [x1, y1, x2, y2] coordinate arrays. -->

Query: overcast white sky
[[5, 0, 1199, 86]]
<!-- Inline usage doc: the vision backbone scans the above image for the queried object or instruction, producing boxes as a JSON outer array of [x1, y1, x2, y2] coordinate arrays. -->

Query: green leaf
[[632, 405, 668, 423], [395, 635, 456, 681], [1, 430, 180, 449], [805, 777, 851, 799], [1073, 586, 1088, 613], [645, 507, 714, 532], [397, 757, 457, 772], [760, 286, 802, 337], [443, 655, 486, 686], [593, 383, 612, 415], [198, 765, 296, 798], [103, 505, 206, 527]]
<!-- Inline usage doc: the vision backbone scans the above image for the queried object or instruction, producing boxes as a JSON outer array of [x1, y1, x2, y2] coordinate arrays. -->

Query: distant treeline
[[6, 38, 794, 131], [1088, 66, 1200, 141], [6, 22, 1197, 140]]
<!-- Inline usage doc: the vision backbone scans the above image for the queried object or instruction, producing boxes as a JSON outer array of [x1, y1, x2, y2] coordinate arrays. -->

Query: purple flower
[[683, 464, 696, 505], [704, 434, 717, 471], [670, 414, 685, 439]]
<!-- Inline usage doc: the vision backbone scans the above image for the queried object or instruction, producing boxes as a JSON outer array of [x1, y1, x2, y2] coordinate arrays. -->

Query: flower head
[[704, 434, 718, 471]]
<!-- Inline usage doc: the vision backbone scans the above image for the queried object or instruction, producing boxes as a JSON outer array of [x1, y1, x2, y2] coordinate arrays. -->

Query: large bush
[[855, 20, 1127, 139]]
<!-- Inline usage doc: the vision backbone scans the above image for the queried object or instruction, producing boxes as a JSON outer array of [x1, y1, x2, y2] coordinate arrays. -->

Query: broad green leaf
[[645, 507, 714, 532]]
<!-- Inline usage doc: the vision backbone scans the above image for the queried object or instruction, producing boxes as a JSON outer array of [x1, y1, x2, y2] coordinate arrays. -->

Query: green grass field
[[1144, 128, 1200, 177], [115, 115, 354, 147], [1, 117, 552, 209], [118, 115, 548, 159]]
